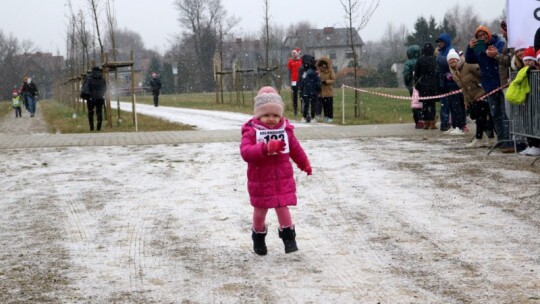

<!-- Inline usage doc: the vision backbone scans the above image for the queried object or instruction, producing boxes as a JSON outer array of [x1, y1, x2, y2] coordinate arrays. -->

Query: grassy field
[[39, 100, 194, 133], [128, 87, 413, 125], [1, 87, 413, 133]]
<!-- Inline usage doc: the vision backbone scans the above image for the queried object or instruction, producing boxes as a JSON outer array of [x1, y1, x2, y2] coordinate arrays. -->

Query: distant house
[[283, 27, 364, 72]]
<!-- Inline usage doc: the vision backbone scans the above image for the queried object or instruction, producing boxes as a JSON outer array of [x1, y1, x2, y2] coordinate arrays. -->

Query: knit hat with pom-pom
[[253, 86, 284, 119]]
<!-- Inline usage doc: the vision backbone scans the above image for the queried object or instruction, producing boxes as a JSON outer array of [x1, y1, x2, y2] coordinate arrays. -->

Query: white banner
[[507, 0, 540, 49]]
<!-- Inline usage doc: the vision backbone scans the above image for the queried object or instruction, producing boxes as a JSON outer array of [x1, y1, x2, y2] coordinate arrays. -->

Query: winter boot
[[278, 227, 298, 253], [252, 228, 267, 256]]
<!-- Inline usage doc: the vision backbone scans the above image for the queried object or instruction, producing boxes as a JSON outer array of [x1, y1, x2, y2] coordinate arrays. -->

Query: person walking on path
[[240, 86, 312, 255], [287, 48, 302, 117], [11, 92, 22, 118], [149, 72, 162, 107], [21, 76, 39, 117], [403, 44, 423, 129], [86, 66, 107, 131], [414, 43, 439, 130], [316, 57, 336, 123]]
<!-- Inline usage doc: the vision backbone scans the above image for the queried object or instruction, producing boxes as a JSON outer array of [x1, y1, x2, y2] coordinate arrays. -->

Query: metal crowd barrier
[[507, 70, 540, 166]]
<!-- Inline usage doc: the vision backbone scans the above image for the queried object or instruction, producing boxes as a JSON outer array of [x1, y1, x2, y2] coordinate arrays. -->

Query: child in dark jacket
[[240, 86, 312, 255], [298, 55, 321, 123]]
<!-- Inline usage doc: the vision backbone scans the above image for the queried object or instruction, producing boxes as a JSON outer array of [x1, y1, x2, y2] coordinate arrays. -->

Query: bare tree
[[443, 4, 481, 50], [105, 0, 121, 125], [175, 0, 225, 91], [340, 0, 380, 117], [215, 10, 238, 103], [87, 0, 104, 61]]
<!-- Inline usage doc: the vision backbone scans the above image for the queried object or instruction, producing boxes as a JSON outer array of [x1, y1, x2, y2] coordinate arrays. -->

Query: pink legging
[[252, 207, 293, 232]]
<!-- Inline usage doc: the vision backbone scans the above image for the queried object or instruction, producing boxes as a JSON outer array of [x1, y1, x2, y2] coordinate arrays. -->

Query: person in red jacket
[[240, 86, 312, 255], [287, 48, 302, 116]]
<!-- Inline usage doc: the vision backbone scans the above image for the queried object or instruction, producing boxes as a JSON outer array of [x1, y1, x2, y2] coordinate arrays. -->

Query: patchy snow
[[110, 101, 328, 130], [1, 135, 539, 303]]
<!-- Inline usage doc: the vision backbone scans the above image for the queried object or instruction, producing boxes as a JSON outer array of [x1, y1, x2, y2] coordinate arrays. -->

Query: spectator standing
[[86, 66, 107, 131], [298, 54, 321, 123], [21, 76, 38, 117], [316, 57, 336, 123], [240, 86, 312, 255], [287, 48, 302, 116], [149, 72, 162, 107], [436, 33, 461, 132], [465, 26, 510, 151], [403, 44, 423, 129], [414, 43, 439, 129], [11, 92, 22, 118], [448, 49, 495, 147], [440, 48, 467, 135]]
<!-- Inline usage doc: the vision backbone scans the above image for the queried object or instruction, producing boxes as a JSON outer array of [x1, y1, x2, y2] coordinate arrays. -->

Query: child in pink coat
[[240, 86, 312, 255]]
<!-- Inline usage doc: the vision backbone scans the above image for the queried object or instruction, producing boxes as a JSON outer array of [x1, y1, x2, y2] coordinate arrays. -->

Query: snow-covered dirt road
[[1, 136, 539, 303]]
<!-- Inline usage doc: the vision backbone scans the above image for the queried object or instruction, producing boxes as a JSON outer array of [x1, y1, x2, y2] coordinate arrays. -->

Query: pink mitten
[[299, 160, 312, 175], [267, 139, 285, 155]]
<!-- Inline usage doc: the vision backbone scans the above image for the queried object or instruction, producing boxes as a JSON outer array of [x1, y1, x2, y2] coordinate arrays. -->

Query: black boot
[[97, 121, 102, 131], [89, 120, 94, 131], [278, 227, 298, 253], [252, 228, 267, 256]]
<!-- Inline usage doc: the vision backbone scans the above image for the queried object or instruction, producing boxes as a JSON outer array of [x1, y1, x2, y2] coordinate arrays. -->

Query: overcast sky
[[1, 0, 505, 56]]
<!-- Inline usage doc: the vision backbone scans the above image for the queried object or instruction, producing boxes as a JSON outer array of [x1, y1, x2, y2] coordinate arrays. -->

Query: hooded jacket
[[465, 26, 506, 93], [240, 118, 310, 208], [436, 33, 459, 91], [403, 45, 421, 93], [449, 61, 484, 103], [316, 57, 335, 97]]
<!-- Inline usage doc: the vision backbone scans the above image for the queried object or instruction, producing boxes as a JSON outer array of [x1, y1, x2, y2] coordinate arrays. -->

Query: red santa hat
[[523, 47, 537, 62], [536, 49, 540, 61], [292, 48, 300, 55], [253, 86, 284, 119]]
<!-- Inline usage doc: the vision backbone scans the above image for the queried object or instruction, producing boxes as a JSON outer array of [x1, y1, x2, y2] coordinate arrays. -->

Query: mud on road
[[1, 135, 539, 303]]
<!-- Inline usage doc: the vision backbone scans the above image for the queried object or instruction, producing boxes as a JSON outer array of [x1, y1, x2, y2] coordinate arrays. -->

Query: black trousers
[[152, 90, 160, 107], [302, 95, 317, 121], [87, 98, 104, 131], [291, 85, 299, 115], [320, 96, 334, 119]]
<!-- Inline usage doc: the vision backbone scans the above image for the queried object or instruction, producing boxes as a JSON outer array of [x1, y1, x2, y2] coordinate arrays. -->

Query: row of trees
[[0, 1, 504, 101]]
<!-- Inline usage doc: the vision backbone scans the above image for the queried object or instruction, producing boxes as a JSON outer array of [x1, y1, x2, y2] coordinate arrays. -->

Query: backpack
[[80, 77, 90, 100]]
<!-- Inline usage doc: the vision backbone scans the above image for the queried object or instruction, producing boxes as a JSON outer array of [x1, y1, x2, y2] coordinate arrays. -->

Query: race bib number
[[256, 128, 290, 154], [291, 81, 297, 86]]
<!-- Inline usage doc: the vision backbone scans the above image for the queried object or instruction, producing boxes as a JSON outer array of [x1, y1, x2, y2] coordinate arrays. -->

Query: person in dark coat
[[298, 54, 321, 123], [414, 43, 439, 129], [149, 72, 162, 107], [21, 76, 39, 117], [403, 44, 422, 128], [86, 66, 107, 131], [435, 33, 462, 131]]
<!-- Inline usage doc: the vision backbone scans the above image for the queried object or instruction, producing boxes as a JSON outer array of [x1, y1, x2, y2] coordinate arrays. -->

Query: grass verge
[[40, 100, 194, 133], [127, 87, 414, 125]]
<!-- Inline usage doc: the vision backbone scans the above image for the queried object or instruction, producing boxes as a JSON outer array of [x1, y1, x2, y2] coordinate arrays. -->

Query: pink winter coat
[[240, 118, 310, 208]]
